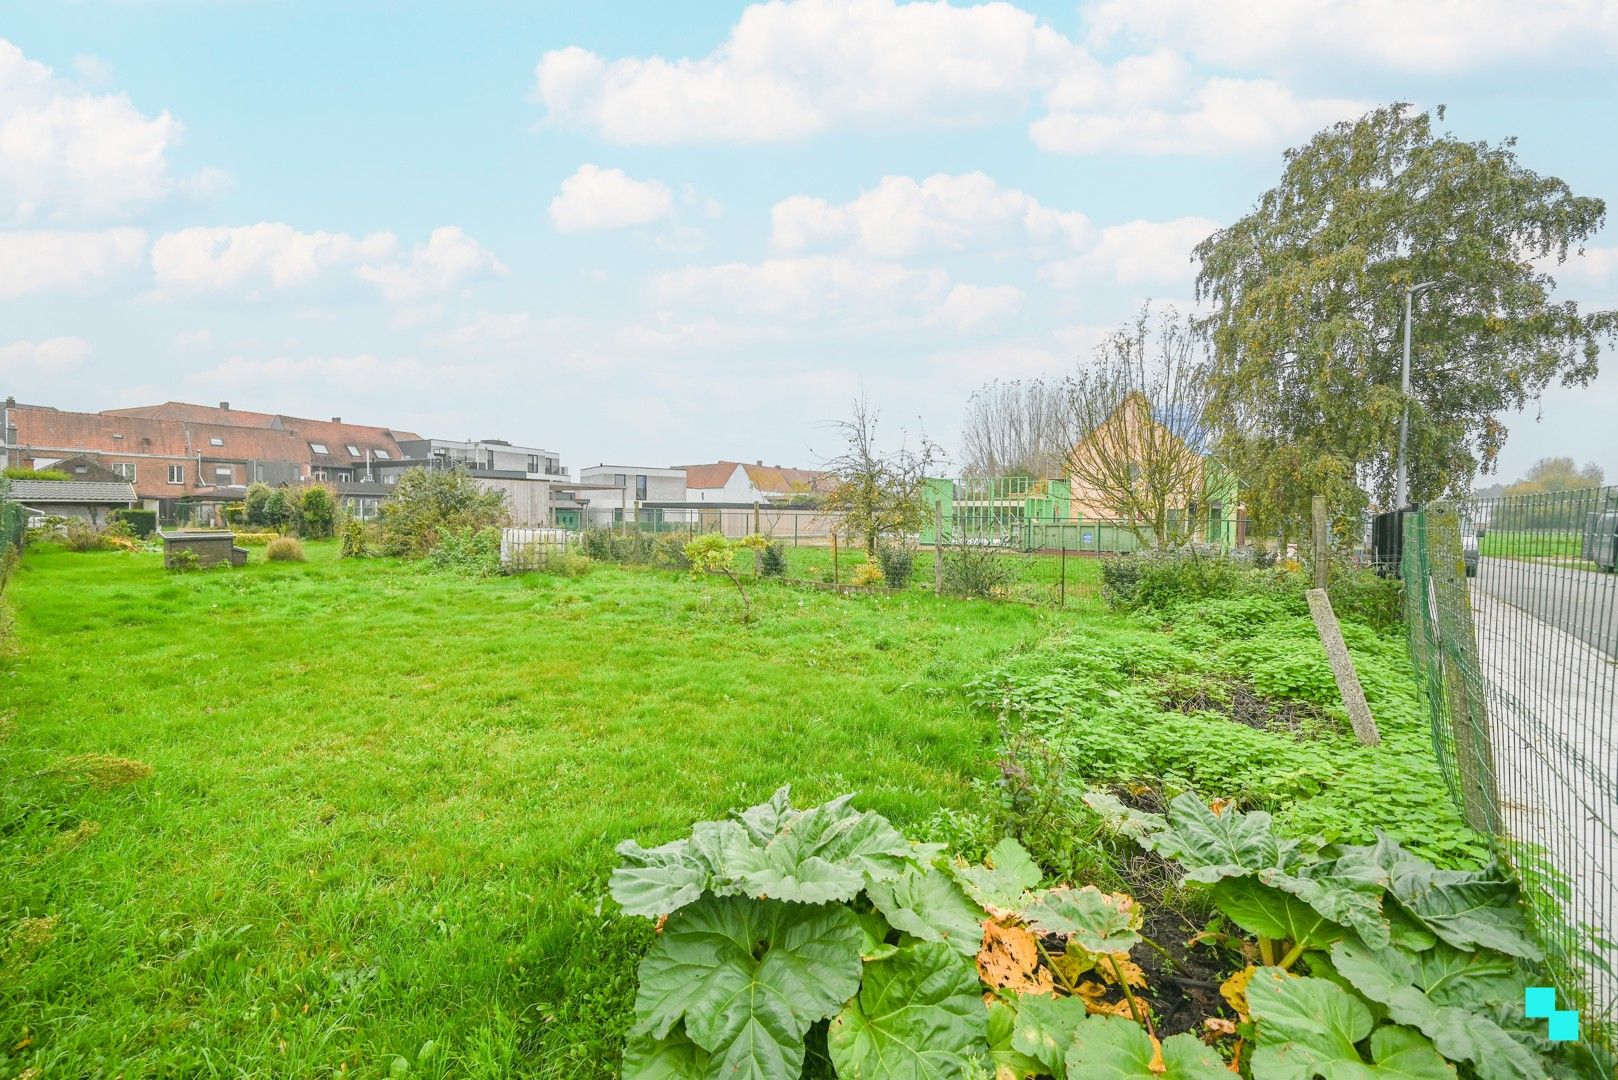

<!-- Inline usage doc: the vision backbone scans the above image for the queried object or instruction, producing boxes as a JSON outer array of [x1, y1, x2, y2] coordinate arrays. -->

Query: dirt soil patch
[[1160, 674, 1341, 739]]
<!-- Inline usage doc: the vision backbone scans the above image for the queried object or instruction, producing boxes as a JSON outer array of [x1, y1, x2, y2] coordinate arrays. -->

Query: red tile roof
[[676, 461, 833, 494]]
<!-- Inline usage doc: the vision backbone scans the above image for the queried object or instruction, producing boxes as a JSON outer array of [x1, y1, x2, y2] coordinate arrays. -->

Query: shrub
[[1099, 547, 1242, 610], [243, 483, 274, 527], [850, 561, 885, 587], [532, 551, 593, 577], [875, 539, 916, 586], [61, 520, 111, 552], [1324, 560, 1403, 632], [111, 508, 157, 538], [2, 467, 71, 481], [339, 517, 369, 559], [941, 542, 1012, 598], [265, 537, 306, 562], [298, 485, 338, 538], [426, 526, 502, 577], [223, 501, 246, 527], [167, 548, 200, 573], [230, 531, 280, 547], [653, 531, 693, 570], [758, 540, 788, 577], [580, 526, 658, 565], [684, 532, 755, 620], [380, 466, 507, 558]]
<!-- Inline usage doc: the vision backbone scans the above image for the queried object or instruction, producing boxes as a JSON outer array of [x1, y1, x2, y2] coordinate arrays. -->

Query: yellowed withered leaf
[[1073, 978, 1134, 1018], [1220, 965, 1256, 1021], [976, 920, 1054, 996]]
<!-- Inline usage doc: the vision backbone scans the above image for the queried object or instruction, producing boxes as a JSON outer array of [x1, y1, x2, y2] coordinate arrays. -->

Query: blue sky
[[3, 0, 1615, 485]]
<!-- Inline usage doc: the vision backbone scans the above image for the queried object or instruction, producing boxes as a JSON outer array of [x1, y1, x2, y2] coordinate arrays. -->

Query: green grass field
[[0, 542, 1059, 1077], [1478, 529, 1584, 560]]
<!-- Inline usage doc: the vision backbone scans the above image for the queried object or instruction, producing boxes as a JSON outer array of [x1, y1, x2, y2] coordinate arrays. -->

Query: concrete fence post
[[933, 500, 944, 596], [1312, 495, 1329, 590]]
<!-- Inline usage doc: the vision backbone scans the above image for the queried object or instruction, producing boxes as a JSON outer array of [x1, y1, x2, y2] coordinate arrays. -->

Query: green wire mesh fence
[[1400, 486, 1617, 1038], [0, 486, 25, 556]]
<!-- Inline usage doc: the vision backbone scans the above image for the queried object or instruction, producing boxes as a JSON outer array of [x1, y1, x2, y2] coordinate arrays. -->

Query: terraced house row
[[1, 396, 837, 531]]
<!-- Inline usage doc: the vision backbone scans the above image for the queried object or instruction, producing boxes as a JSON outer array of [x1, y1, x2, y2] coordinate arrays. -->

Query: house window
[[527, 454, 540, 473], [112, 463, 136, 480], [209, 437, 224, 447], [374, 449, 390, 460], [635, 474, 648, 500], [614, 473, 626, 487], [336, 471, 352, 483], [314, 469, 328, 481], [482, 449, 496, 470], [309, 442, 329, 454], [167, 464, 184, 484], [214, 466, 233, 484], [73, 465, 88, 475], [346, 444, 360, 456]]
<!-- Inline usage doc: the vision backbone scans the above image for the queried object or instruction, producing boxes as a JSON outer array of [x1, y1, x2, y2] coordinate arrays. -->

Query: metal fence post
[[831, 531, 839, 585]]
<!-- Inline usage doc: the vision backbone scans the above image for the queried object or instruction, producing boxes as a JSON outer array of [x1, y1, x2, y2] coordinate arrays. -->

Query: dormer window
[[209, 437, 224, 447], [373, 449, 390, 460], [346, 444, 360, 456], [309, 442, 329, 454]]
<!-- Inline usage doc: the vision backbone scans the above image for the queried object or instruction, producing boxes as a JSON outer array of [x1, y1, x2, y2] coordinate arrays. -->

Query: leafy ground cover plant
[[684, 533, 769, 620], [614, 788, 1591, 1079], [969, 593, 1486, 867]]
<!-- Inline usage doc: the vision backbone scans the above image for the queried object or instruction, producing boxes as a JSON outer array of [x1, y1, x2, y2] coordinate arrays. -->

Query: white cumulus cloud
[[1041, 216, 1220, 289], [0, 335, 92, 373], [529, 0, 1368, 157], [532, 0, 1075, 144], [933, 283, 1025, 333], [0, 38, 218, 223], [151, 223, 397, 292], [771, 172, 1090, 258], [1084, 0, 1618, 73], [549, 164, 675, 233], [355, 226, 509, 305], [0, 227, 147, 298]]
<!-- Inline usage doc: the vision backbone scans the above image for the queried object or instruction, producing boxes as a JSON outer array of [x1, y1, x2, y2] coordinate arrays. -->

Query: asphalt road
[[1474, 556, 1618, 659]]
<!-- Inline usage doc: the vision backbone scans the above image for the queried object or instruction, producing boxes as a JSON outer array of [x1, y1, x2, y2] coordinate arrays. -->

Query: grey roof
[[9, 479, 137, 504]]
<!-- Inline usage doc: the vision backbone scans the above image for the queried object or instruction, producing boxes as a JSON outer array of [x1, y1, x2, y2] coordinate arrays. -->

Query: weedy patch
[[9, 916, 59, 957], [50, 820, 102, 853], [1158, 672, 1342, 739], [41, 753, 154, 790]]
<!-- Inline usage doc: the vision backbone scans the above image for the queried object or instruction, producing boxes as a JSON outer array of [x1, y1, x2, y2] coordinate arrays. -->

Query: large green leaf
[[1405, 941, 1518, 1007], [1082, 791, 1167, 842], [1356, 836, 1541, 960], [622, 1027, 711, 1079], [726, 793, 925, 905], [827, 940, 988, 1079], [1266, 856, 1391, 950], [1145, 794, 1299, 884], [1064, 1015, 1229, 1079], [612, 820, 747, 918], [633, 896, 864, 1080], [866, 866, 987, 957], [1010, 994, 1090, 1078], [953, 837, 1043, 912], [1213, 877, 1345, 949], [612, 788, 931, 917], [1246, 967, 1453, 1079], [988, 999, 1046, 1080], [1330, 940, 1545, 1080], [1020, 886, 1142, 954]]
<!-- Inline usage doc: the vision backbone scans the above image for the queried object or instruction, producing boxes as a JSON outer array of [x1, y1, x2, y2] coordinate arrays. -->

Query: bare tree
[[1060, 306, 1215, 548], [819, 395, 942, 555], [960, 379, 1067, 478]]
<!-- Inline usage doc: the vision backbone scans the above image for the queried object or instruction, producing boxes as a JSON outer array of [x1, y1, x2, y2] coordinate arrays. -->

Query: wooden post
[[1312, 495, 1329, 590], [1306, 588, 1381, 746], [831, 531, 840, 585], [1060, 532, 1066, 607], [933, 500, 945, 596]]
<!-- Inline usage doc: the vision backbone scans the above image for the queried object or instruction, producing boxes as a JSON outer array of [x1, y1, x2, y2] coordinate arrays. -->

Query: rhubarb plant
[[612, 788, 1589, 1080]]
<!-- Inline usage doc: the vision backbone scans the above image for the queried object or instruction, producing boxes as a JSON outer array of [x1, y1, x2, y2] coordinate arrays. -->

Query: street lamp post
[[1394, 280, 1439, 509]]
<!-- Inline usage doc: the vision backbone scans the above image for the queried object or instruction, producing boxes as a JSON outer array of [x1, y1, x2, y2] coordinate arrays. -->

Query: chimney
[[219, 401, 229, 410], [756, 459, 763, 466], [332, 417, 341, 424]]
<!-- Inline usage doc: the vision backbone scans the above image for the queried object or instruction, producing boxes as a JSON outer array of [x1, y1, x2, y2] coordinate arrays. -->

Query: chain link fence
[[1399, 486, 1617, 1036], [1, 483, 25, 556]]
